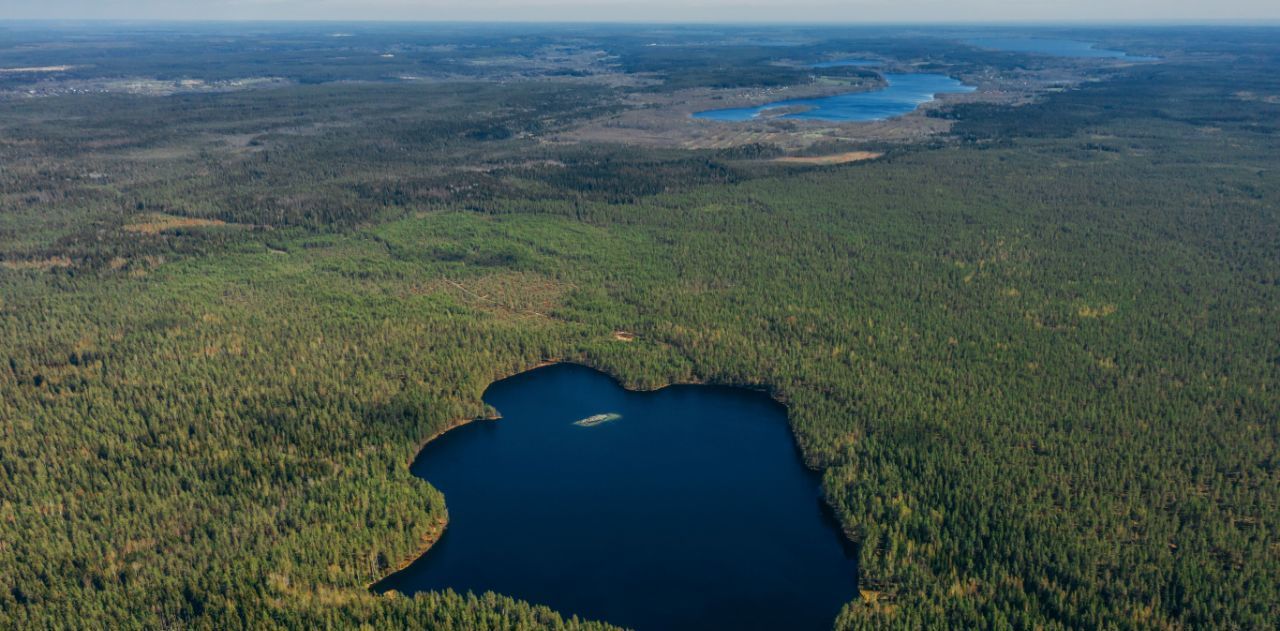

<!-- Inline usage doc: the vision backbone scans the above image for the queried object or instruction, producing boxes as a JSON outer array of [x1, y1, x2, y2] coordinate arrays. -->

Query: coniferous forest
[[0, 23, 1277, 630]]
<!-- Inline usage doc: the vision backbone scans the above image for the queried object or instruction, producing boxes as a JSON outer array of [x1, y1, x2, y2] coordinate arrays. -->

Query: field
[[0, 22, 1277, 630]]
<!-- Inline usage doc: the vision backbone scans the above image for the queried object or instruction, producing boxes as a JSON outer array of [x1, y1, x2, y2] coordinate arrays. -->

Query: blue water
[[811, 58, 879, 68], [967, 37, 1157, 61], [375, 363, 858, 631], [693, 73, 974, 122]]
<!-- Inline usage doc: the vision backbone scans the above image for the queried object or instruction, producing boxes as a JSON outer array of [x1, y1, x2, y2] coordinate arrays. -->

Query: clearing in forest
[[772, 151, 884, 165]]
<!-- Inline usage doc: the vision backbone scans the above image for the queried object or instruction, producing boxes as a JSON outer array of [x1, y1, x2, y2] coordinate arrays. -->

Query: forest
[[0, 23, 1277, 630]]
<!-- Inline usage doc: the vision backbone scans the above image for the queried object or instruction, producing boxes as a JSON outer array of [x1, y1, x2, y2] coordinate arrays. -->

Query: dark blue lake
[[375, 363, 858, 630], [692, 73, 974, 122], [966, 37, 1157, 61]]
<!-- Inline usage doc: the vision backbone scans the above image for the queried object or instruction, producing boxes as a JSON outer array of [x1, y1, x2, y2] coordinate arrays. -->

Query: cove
[[966, 37, 1158, 61], [375, 363, 858, 630], [693, 73, 974, 122]]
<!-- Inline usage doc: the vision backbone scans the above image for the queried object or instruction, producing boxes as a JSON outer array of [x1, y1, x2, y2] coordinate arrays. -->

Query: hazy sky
[[3, 0, 1277, 23]]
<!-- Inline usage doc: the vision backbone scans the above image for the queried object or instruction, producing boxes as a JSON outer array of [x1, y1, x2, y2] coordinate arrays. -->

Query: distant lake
[[693, 73, 974, 122], [375, 363, 858, 631], [967, 37, 1158, 60], [811, 58, 879, 68]]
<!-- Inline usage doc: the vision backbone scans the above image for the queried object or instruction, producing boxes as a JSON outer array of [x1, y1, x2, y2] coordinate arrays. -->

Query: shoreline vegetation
[[377, 360, 568, 591]]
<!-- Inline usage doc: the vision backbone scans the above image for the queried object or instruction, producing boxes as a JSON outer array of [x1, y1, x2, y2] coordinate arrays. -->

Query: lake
[[693, 73, 974, 122], [966, 37, 1158, 60], [375, 363, 858, 630]]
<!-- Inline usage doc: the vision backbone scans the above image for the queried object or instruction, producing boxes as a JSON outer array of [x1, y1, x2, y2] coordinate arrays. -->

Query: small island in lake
[[574, 412, 622, 427]]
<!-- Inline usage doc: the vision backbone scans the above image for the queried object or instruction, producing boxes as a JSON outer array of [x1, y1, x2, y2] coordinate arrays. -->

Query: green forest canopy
[[0, 28, 1277, 630]]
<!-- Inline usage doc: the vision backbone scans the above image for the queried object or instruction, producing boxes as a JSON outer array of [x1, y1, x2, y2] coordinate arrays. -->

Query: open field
[[773, 151, 884, 165]]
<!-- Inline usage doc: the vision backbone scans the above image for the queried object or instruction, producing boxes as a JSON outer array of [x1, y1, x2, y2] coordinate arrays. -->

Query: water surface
[[966, 37, 1157, 60], [693, 72, 973, 122], [376, 363, 858, 630]]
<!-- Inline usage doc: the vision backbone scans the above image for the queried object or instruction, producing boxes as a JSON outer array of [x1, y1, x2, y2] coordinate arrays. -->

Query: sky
[[2, 0, 1277, 23]]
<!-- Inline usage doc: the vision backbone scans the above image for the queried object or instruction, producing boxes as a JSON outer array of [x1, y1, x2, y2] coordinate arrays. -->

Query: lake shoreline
[[371, 361, 558, 589], [372, 356, 856, 598], [693, 72, 974, 122]]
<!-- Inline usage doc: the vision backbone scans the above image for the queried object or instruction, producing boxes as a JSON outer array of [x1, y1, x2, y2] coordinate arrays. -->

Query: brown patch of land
[[773, 151, 884, 165], [1077, 304, 1118, 319], [123, 213, 229, 235], [612, 330, 636, 342], [1, 256, 74, 271]]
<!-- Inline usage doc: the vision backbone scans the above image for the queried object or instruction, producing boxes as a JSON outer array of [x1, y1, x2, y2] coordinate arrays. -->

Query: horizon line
[[2, 18, 1280, 27]]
